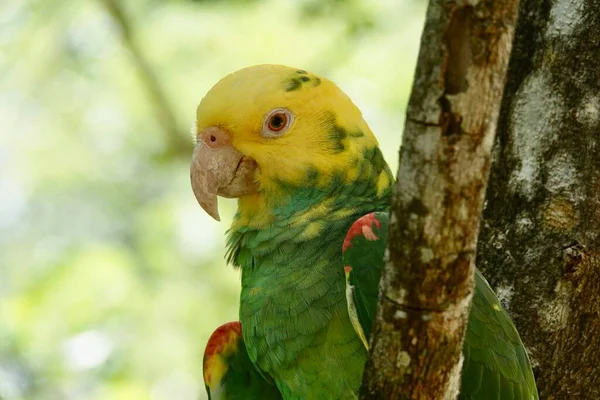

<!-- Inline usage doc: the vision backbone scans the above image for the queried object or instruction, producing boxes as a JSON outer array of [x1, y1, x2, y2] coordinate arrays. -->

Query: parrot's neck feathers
[[233, 146, 392, 229], [226, 146, 393, 269]]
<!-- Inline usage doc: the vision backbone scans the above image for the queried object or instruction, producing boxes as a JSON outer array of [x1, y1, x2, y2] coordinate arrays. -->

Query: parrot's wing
[[341, 211, 389, 348], [203, 322, 282, 400], [461, 271, 539, 400], [342, 212, 539, 400]]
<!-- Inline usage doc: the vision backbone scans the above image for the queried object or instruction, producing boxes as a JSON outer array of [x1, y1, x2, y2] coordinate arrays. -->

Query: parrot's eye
[[262, 108, 293, 137], [269, 114, 286, 130]]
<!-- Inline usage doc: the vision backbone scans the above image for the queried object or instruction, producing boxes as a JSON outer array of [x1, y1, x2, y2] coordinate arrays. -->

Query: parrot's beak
[[190, 127, 258, 221]]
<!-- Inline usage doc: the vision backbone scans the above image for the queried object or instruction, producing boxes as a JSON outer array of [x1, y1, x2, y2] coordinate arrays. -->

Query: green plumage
[[228, 171, 392, 399]]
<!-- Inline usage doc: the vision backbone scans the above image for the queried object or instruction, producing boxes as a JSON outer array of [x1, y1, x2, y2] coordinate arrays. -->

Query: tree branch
[[359, 1, 519, 398], [100, 0, 190, 160]]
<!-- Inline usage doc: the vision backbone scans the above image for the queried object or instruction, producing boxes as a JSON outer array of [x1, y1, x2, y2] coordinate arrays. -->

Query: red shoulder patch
[[203, 321, 243, 386], [203, 321, 242, 363], [342, 213, 381, 252]]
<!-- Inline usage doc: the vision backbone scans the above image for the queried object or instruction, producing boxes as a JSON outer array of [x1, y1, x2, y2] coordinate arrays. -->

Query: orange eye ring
[[267, 113, 287, 131]]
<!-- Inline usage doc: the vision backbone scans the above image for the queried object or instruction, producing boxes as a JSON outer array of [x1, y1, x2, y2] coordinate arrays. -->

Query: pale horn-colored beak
[[190, 127, 258, 221]]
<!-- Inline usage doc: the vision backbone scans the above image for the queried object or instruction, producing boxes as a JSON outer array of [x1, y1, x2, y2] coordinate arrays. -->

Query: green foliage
[[0, 0, 425, 398]]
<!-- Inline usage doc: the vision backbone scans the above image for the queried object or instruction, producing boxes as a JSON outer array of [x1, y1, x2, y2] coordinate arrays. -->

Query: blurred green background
[[0, 0, 426, 398]]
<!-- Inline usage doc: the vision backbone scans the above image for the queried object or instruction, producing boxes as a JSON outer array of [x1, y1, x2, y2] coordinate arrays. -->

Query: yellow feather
[[300, 221, 325, 240], [346, 282, 369, 350], [377, 168, 392, 196]]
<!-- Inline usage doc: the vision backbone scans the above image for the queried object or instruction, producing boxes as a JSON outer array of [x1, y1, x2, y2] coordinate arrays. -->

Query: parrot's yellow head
[[191, 64, 392, 229]]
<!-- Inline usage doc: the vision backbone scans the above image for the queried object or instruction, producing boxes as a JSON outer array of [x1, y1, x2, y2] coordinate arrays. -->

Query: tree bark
[[476, 0, 600, 399], [359, 1, 519, 399]]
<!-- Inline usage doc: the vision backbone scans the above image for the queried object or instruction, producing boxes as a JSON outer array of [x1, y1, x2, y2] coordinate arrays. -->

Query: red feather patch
[[203, 321, 242, 379], [342, 213, 381, 252]]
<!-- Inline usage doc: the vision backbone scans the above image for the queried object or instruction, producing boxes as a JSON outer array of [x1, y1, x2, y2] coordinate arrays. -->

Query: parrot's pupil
[[270, 115, 284, 129]]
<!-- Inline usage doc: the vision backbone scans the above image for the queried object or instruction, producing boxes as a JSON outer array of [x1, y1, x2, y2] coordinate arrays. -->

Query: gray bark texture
[[476, 0, 600, 399], [359, 1, 519, 399]]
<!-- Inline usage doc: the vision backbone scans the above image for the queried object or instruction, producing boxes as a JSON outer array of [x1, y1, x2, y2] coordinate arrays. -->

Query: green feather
[[229, 162, 391, 398]]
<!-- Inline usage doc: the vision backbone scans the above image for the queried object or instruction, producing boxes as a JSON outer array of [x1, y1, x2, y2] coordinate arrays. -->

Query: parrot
[[193, 64, 539, 399]]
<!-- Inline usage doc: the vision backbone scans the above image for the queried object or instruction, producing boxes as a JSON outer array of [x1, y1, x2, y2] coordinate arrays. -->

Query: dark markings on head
[[322, 111, 365, 153], [329, 125, 347, 153], [284, 72, 321, 91], [285, 78, 302, 92], [319, 111, 366, 153], [305, 167, 319, 184], [348, 130, 364, 138]]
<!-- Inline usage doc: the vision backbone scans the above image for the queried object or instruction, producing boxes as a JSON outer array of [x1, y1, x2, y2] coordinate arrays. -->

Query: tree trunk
[[359, 1, 519, 398], [476, 0, 600, 399]]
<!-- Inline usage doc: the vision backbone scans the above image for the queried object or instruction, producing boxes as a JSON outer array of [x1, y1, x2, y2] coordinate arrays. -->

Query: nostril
[[210, 135, 216, 143]]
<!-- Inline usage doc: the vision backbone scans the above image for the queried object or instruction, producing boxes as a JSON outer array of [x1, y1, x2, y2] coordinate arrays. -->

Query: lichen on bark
[[477, 0, 600, 398]]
